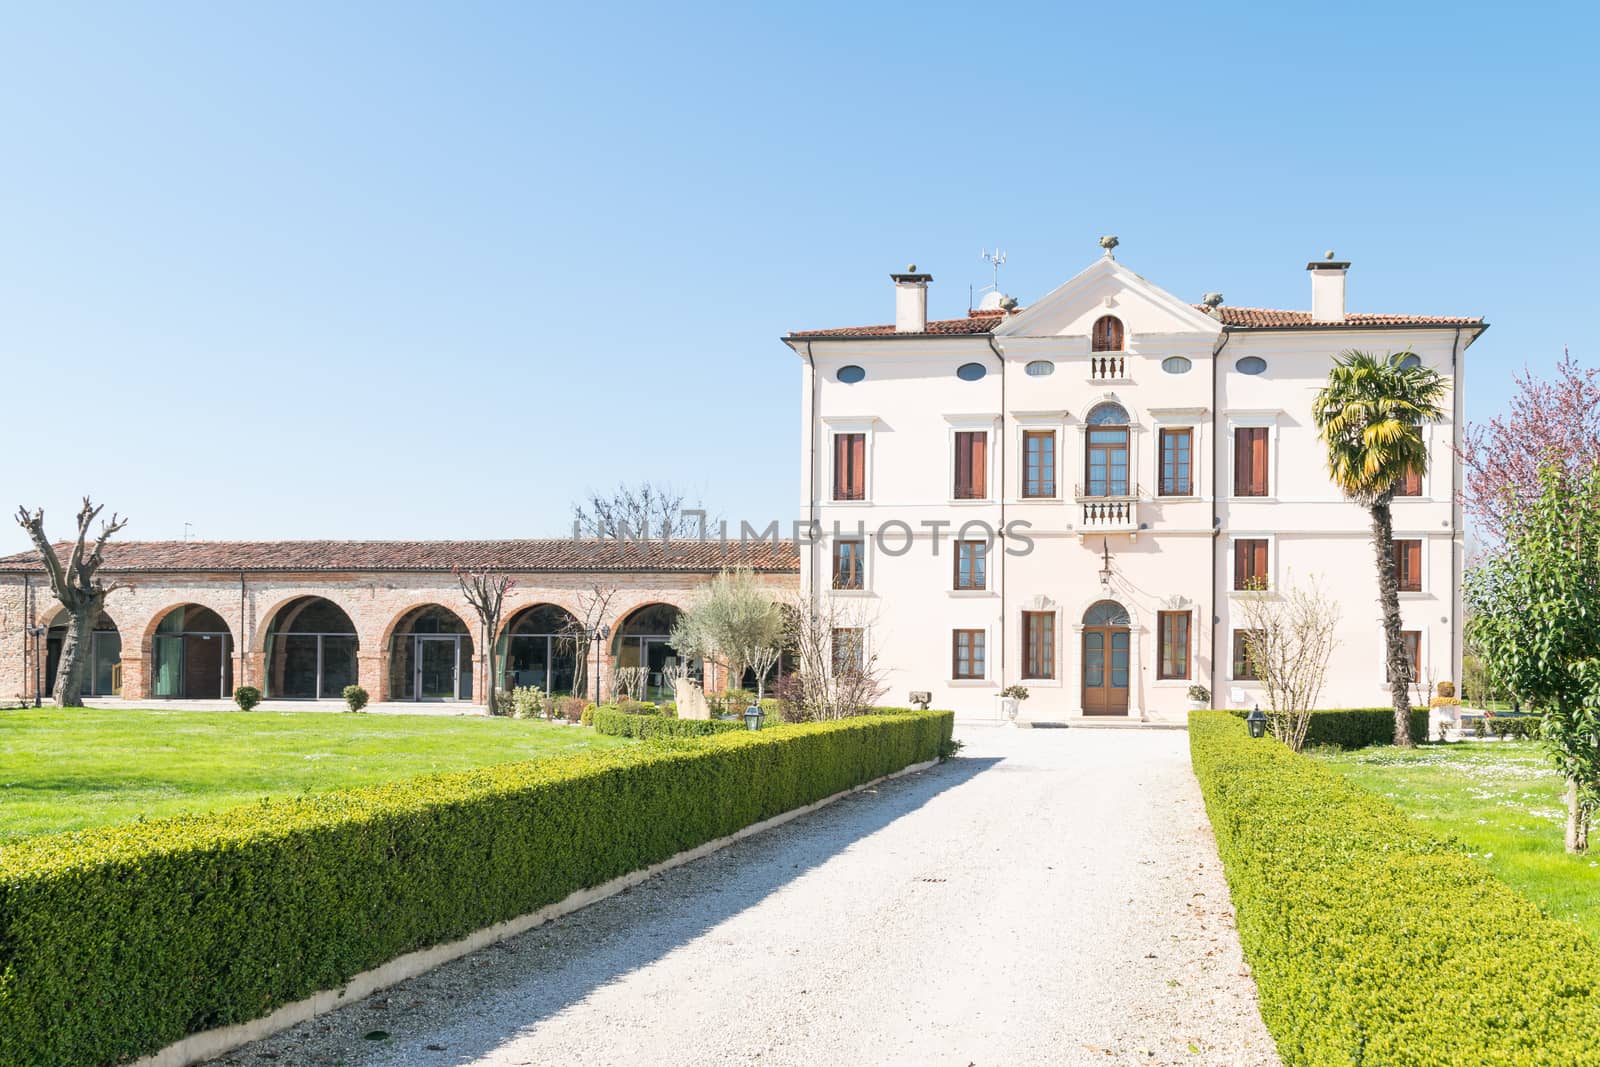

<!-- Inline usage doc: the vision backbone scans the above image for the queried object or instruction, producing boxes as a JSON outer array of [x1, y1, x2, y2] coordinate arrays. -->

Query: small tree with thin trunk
[[15, 498, 128, 708], [562, 583, 619, 701], [456, 568, 515, 715], [1466, 461, 1600, 853], [1314, 349, 1449, 746], [669, 568, 785, 698], [784, 592, 887, 720], [1236, 575, 1342, 752]]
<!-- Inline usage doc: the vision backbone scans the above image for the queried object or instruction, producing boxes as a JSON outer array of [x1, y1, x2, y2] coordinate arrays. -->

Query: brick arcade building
[[0, 539, 798, 706]]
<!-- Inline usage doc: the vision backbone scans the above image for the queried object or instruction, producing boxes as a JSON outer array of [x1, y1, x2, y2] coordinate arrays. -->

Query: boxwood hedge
[[0, 709, 952, 1066], [1225, 706, 1429, 749], [1190, 711, 1600, 1065], [592, 707, 744, 738]]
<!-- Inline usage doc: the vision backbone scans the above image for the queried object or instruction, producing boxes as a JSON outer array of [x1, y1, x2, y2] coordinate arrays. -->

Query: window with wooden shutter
[[954, 540, 987, 590], [832, 539, 864, 590], [1159, 428, 1192, 496], [1388, 630, 1422, 682], [1395, 465, 1423, 496], [1158, 611, 1191, 679], [1232, 630, 1262, 680], [952, 629, 986, 679], [1392, 539, 1423, 592], [832, 628, 864, 673], [833, 433, 866, 501], [1022, 611, 1055, 679], [1023, 430, 1056, 498], [954, 431, 988, 499], [1233, 538, 1269, 591], [1234, 427, 1269, 497], [1091, 315, 1124, 352]]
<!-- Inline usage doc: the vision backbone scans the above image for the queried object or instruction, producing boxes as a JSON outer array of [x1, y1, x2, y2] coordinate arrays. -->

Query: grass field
[[1317, 741, 1600, 939], [0, 707, 627, 844]]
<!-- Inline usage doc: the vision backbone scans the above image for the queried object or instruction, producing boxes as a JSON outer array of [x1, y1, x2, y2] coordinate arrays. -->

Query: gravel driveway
[[207, 726, 1279, 1067]]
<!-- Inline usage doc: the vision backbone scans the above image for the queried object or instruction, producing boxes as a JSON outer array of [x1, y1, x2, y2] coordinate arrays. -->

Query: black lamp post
[[591, 624, 610, 704], [744, 701, 764, 731], [1246, 704, 1268, 739], [25, 624, 46, 707]]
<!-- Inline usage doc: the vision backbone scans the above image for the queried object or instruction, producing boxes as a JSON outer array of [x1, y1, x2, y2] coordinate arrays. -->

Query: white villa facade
[[784, 248, 1486, 721]]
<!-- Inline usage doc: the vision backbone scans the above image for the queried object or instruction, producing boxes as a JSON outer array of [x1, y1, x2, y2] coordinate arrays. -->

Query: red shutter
[[834, 436, 848, 500], [971, 433, 986, 498], [1399, 465, 1422, 496], [1250, 430, 1269, 495], [1234, 540, 1249, 589], [850, 435, 865, 498]]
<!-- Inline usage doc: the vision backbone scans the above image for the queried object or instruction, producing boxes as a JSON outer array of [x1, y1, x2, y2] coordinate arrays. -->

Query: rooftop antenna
[[970, 246, 1007, 310], [183, 522, 193, 542]]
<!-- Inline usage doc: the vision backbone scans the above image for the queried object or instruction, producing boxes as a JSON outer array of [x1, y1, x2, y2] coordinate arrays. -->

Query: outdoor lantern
[[744, 702, 764, 731], [1246, 704, 1268, 739]]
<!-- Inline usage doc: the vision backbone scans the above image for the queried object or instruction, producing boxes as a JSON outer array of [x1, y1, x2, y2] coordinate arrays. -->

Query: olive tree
[[669, 568, 785, 699], [1466, 461, 1600, 853], [15, 498, 128, 707]]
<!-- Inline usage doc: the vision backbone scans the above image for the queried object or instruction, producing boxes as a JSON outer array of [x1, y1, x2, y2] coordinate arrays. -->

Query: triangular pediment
[[994, 256, 1221, 340]]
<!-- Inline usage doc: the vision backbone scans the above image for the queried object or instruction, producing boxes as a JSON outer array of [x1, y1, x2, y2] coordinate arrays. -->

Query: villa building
[[0, 540, 796, 705], [783, 248, 1486, 720]]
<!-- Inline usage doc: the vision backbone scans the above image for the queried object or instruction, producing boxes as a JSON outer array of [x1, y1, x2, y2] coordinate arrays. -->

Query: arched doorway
[[264, 597, 359, 699], [389, 605, 474, 701], [614, 603, 688, 702], [499, 604, 578, 694], [1082, 600, 1131, 715], [150, 605, 234, 699], [45, 610, 121, 697]]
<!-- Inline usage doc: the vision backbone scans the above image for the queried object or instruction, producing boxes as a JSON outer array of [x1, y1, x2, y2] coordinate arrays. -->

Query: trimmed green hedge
[[1226, 706, 1429, 749], [0, 709, 953, 1066], [592, 707, 744, 738], [1190, 711, 1600, 1065]]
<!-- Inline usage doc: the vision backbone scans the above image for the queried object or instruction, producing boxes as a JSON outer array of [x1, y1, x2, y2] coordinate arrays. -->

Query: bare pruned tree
[[784, 592, 887, 720], [561, 583, 620, 701], [15, 497, 128, 707], [1236, 574, 1342, 751], [571, 481, 707, 541], [456, 567, 515, 715]]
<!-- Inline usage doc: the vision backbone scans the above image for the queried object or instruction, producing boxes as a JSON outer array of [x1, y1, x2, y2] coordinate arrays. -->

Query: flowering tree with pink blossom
[[1460, 350, 1600, 544]]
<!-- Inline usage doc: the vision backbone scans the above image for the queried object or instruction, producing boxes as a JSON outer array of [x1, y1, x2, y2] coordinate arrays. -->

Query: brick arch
[[495, 597, 582, 643], [377, 600, 477, 651], [250, 592, 363, 655], [608, 599, 687, 648], [137, 599, 238, 651], [40, 602, 123, 633]]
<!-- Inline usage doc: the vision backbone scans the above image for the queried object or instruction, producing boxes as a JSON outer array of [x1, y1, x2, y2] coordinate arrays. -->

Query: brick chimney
[[1307, 251, 1350, 322], [891, 265, 931, 333]]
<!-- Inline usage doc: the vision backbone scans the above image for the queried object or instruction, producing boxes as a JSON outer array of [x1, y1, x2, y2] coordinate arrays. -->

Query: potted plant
[[1000, 684, 1029, 723], [1186, 684, 1210, 711]]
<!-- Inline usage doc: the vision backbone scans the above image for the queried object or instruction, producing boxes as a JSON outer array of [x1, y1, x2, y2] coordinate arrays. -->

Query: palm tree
[[1314, 350, 1450, 746]]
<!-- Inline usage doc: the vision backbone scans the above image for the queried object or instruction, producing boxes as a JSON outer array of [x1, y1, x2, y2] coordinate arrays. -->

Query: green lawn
[[0, 707, 627, 844], [1317, 741, 1600, 939]]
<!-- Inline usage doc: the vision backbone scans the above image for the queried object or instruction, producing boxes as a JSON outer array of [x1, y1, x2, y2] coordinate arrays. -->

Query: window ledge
[[947, 498, 997, 506], [1398, 591, 1430, 599], [828, 588, 874, 598], [949, 679, 997, 688], [1085, 377, 1134, 386], [827, 499, 873, 507], [1015, 496, 1066, 505], [948, 590, 996, 598], [1155, 494, 1200, 502]]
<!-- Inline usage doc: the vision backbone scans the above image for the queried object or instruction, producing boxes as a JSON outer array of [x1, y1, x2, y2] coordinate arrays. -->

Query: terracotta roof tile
[[0, 539, 800, 575], [788, 305, 1482, 338], [1196, 305, 1485, 329]]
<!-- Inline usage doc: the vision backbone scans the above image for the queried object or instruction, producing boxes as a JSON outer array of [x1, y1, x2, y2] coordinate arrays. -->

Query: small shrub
[[1000, 684, 1029, 701], [556, 695, 589, 723], [615, 700, 660, 716], [1473, 716, 1488, 738], [342, 685, 369, 713], [579, 706, 596, 728], [510, 686, 546, 720], [1187, 684, 1211, 703], [233, 686, 262, 712]]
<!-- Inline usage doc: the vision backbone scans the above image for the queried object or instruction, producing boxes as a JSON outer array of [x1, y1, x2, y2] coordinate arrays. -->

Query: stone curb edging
[[131, 755, 943, 1067]]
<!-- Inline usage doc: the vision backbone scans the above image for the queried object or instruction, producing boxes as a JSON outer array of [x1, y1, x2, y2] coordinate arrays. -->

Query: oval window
[[1161, 356, 1192, 375], [1236, 356, 1268, 375], [836, 365, 866, 384], [1398, 353, 1422, 370], [956, 362, 987, 382], [1025, 360, 1055, 377]]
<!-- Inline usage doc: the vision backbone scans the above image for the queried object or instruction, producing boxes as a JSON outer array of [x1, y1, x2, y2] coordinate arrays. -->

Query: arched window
[[1083, 600, 1130, 627], [1092, 315, 1124, 352], [1084, 403, 1130, 497]]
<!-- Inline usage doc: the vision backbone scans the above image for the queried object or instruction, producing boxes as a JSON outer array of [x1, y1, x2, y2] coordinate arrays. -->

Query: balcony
[[1088, 354, 1128, 381], [1075, 484, 1142, 537]]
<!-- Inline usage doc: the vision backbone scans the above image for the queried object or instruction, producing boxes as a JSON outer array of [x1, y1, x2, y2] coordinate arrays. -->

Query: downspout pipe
[[1448, 325, 1464, 688], [239, 570, 247, 690], [803, 342, 819, 600], [1209, 325, 1232, 709], [986, 333, 1007, 694]]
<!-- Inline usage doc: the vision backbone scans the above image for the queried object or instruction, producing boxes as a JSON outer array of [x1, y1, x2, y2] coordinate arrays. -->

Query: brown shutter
[[1234, 540, 1248, 589], [954, 433, 970, 496], [971, 433, 987, 497], [850, 435, 865, 498], [834, 435, 847, 499], [1250, 429, 1269, 495], [1234, 428, 1249, 495], [1253, 540, 1268, 584]]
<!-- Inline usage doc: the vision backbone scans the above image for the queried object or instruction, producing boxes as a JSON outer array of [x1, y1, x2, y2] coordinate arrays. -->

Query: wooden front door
[[1082, 626, 1130, 715]]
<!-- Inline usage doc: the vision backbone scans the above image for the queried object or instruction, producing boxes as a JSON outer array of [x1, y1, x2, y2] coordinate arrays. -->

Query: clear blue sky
[[4, 2, 1595, 554]]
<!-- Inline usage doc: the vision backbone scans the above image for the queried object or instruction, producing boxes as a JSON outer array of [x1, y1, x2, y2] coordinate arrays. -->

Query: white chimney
[[891, 265, 931, 333], [1307, 251, 1350, 322]]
